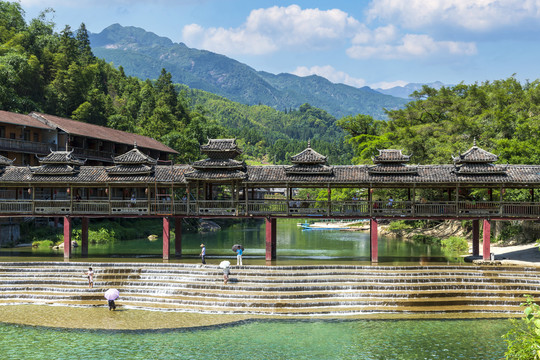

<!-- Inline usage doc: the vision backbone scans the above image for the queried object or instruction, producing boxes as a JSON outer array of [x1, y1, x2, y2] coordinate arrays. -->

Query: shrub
[[441, 236, 469, 253], [411, 234, 441, 245], [388, 220, 413, 235], [32, 240, 54, 248], [503, 295, 540, 359]]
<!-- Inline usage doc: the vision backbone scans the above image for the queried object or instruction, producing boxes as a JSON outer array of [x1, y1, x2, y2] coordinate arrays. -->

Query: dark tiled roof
[[30, 112, 178, 154], [37, 150, 86, 165], [106, 164, 154, 175], [192, 159, 244, 170], [200, 139, 242, 160], [0, 110, 51, 129], [291, 146, 327, 164], [244, 165, 540, 185], [284, 164, 333, 175], [200, 139, 239, 151], [453, 145, 498, 164], [368, 164, 418, 175], [113, 147, 157, 165], [0, 154, 14, 166], [184, 169, 247, 180], [0, 164, 538, 186], [454, 163, 507, 175], [31, 164, 79, 175], [372, 149, 411, 163]]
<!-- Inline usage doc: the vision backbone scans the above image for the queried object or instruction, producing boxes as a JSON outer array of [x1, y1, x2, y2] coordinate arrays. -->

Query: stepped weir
[[1, 262, 539, 316]]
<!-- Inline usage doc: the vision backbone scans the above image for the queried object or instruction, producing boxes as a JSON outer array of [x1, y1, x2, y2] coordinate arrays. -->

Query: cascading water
[[1, 262, 539, 316]]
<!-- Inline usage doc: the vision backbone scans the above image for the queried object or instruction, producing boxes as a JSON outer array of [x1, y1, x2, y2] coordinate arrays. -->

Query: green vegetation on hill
[[89, 24, 407, 119], [0, 1, 352, 164], [340, 79, 540, 166]]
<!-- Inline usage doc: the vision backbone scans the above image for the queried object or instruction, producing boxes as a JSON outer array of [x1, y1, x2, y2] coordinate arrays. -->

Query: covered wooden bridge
[[0, 139, 538, 262]]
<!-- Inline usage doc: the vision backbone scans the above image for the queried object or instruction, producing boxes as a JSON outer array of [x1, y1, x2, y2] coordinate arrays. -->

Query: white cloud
[[347, 34, 477, 59], [367, 0, 540, 31], [182, 5, 361, 55], [293, 65, 366, 88], [181, 4, 478, 60]]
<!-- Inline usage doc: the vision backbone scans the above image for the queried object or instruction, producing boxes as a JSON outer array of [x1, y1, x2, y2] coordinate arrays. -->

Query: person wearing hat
[[199, 243, 206, 264]]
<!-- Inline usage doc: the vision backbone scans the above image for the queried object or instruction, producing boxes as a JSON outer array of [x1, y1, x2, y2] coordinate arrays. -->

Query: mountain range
[[375, 81, 446, 99], [89, 24, 408, 119]]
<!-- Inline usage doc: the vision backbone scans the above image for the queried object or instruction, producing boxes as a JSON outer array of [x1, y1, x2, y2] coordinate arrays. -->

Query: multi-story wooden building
[[0, 111, 177, 166]]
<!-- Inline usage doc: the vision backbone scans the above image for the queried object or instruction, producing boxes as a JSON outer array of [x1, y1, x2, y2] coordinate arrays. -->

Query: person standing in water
[[200, 243, 206, 264], [85, 267, 94, 288], [236, 247, 243, 266]]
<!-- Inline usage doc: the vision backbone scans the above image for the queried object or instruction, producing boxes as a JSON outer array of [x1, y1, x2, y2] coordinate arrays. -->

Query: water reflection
[[1, 219, 454, 265]]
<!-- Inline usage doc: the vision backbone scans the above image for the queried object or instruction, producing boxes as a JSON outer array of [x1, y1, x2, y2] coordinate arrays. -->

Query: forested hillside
[[340, 79, 540, 166], [0, 2, 351, 164], [89, 24, 407, 119]]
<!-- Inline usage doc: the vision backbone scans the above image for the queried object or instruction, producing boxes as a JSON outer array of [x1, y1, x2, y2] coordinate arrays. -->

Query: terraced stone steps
[[0, 262, 539, 316]]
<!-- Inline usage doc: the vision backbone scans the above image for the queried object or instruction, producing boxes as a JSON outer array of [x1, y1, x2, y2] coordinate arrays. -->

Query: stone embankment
[[0, 262, 539, 316]]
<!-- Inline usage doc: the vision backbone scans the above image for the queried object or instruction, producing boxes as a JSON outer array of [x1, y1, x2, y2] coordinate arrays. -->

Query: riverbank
[[486, 243, 540, 266]]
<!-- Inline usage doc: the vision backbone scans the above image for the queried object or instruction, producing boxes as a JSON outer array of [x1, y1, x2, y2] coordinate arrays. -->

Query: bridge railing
[[287, 200, 329, 216], [72, 200, 110, 214], [244, 200, 288, 215], [0, 199, 539, 218], [414, 202, 457, 216], [110, 200, 149, 215], [0, 200, 32, 214], [34, 200, 71, 214], [331, 201, 370, 216], [196, 200, 237, 215]]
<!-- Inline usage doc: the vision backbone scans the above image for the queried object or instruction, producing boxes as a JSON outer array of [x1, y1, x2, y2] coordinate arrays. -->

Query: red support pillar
[[81, 217, 89, 258], [370, 218, 378, 263], [266, 217, 277, 261], [175, 217, 182, 258], [472, 219, 479, 257], [483, 219, 491, 260], [163, 217, 170, 260], [63, 216, 71, 259]]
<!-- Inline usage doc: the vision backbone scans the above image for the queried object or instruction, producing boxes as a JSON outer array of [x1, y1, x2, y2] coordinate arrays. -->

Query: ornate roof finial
[[307, 139, 311, 148], [134, 141, 137, 149], [473, 137, 477, 147]]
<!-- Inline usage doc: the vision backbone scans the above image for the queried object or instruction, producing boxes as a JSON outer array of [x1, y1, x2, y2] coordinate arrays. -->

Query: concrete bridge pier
[[175, 217, 182, 258], [63, 216, 71, 259], [370, 218, 378, 263], [483, 219, 491, 260], [163, 217, 170, 260], [265, 217, 276, 261]]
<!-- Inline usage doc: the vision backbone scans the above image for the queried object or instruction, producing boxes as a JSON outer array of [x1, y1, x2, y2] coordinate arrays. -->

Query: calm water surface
[[1, 319, 510, 360], [1, 219, 452, 264]]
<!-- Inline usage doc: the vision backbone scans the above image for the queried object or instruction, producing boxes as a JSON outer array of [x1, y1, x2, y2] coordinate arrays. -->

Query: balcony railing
[[0, 199, 539, 218], [0, 138, 50, 154]]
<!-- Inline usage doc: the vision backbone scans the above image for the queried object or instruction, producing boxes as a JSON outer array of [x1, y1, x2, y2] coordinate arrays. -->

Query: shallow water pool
[[2, 318, 510, 360]]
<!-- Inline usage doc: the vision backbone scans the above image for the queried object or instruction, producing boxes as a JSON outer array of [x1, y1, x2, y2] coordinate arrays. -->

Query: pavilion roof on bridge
[[290, 141, 327, 164], [372, 149, 411, 164], [186, 139, 246, 181], [112, 145, 157, 165], [105, 144, 158, 176], [452, 141, 498, 164], [31, 150, 86, 176], [285, 142, 333, 176], [0, 154, 14, 167], [369, 149, 417, 175], [37, 150, 86, 166], [452, 141, 506, 176], [200, 139, 242, 159]]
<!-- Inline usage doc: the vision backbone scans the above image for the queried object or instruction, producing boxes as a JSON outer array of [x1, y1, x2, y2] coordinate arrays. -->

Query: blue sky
[[19, 0, 540, 89]]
